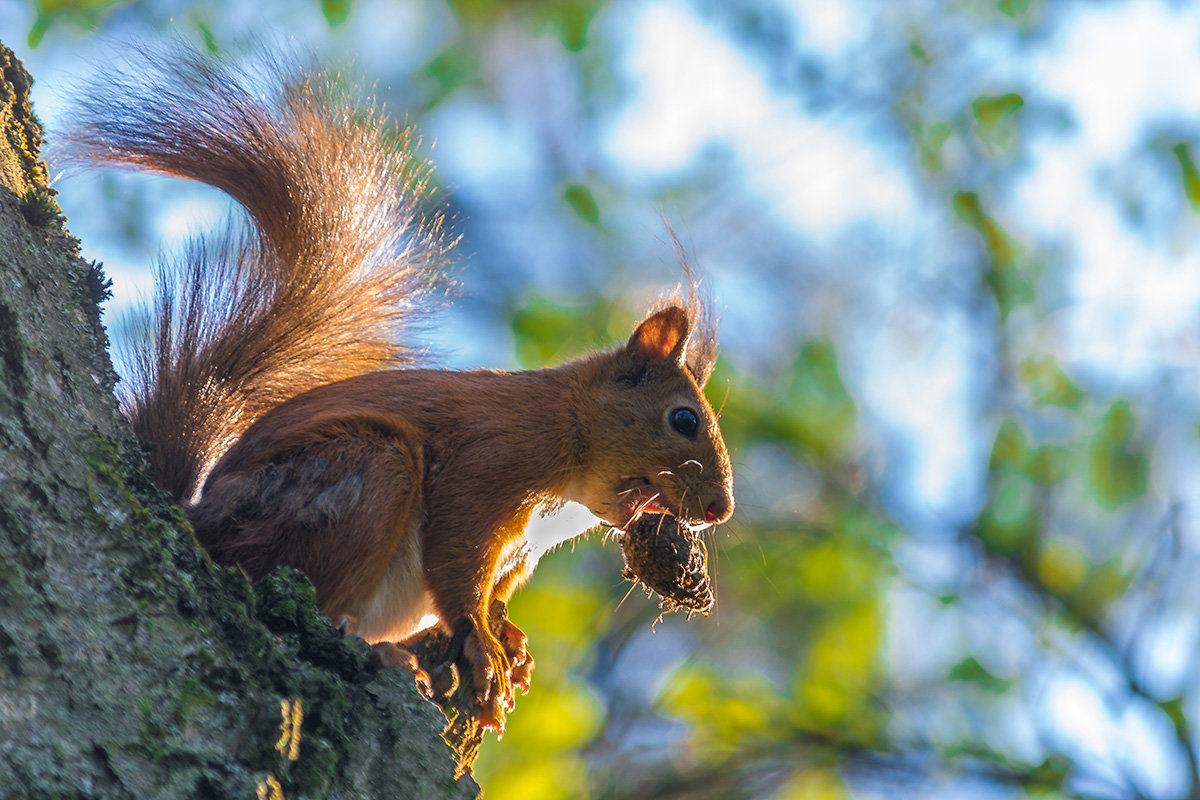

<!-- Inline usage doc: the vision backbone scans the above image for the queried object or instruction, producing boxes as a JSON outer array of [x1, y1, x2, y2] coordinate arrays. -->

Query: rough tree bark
[[0, 41, 479, 800]]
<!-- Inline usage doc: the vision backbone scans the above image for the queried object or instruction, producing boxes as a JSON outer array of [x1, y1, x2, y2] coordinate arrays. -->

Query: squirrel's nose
[[705, 494, 733, 524]]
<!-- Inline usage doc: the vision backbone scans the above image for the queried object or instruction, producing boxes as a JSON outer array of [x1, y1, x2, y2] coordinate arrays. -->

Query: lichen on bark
[[0, 40, 478, 800]]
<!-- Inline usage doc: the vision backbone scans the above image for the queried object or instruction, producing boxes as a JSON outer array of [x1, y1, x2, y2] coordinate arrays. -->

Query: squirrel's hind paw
[[369, 641, 434, 698]]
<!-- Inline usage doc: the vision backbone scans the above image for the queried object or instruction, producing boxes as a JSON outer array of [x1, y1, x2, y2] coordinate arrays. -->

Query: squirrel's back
[[63, 46, 452, 501]]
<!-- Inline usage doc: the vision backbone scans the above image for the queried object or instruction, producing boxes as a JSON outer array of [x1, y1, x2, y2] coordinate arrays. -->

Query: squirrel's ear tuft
[[627, 306, 690, 364]]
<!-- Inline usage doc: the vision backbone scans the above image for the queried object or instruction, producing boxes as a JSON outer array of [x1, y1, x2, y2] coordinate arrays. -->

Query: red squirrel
[[66, 47, 734, 731]]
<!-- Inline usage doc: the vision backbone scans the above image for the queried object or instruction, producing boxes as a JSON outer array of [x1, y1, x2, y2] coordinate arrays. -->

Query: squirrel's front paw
[[497, 618, 535, 695], [463, 625, 513, 735]]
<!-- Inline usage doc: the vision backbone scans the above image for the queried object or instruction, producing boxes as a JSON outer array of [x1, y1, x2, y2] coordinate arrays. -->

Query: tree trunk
[[0, 41, 478, 800]]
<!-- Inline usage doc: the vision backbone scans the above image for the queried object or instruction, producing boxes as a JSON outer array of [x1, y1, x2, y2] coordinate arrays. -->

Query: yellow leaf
[[776, 768, 850, 800]]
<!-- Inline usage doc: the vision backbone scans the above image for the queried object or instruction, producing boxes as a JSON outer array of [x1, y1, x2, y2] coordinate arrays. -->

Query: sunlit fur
[[660, 231, 721, 387], [63, 46, 451, 502]]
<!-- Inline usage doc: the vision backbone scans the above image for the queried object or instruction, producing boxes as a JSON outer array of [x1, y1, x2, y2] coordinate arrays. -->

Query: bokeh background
[[6, 0, 1200, 797]]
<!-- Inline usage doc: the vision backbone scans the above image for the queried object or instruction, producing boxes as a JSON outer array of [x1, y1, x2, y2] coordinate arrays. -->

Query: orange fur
[[66, 45, 734, 729]]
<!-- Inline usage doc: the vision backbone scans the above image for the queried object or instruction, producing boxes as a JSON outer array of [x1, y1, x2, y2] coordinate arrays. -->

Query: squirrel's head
[[573, 302, 734, 531]]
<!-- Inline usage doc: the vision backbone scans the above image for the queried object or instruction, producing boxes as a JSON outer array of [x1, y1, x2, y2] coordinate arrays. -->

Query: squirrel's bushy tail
[[64, 45, 451, 502]]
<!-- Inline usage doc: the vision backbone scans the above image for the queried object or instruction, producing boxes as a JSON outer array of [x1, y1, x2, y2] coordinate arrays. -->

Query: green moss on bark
[[0, 41, 56, 208]]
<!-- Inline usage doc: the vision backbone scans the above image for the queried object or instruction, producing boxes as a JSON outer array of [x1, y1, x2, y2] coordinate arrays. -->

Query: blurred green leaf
[[564, 183, 600, 224], [504, 680, 602, 752], [661, 666, 784, 746], [511, 297, 613, 367], [27, 0, 127, 46], [953, 192, 1031, 316], [1029, 445, 1068, 485], [997, 0, 1034, 18], [1072, 561, 1129, 621], [989, 418, 1031, 471], [1171, 143, 1200, 211], [972, 93, 1023, 135], [1029, 755, 1072, 787], [659, 664, 718, 728], [1086, 401, 1149, 510], [780, 338, 857, 462], [194, 19, 217, 53], [972, 93, 1024, 152], [1160, 696, 1188, 736], [1035, 538, 1088, 595], [320, 0, 350, 25], [531, 0, 599, 51], [796, 538, 882, 603], [423, 43, 481, 106], [917, 121, 951, 173], [446, 0, 598, 50], [508, 579, 604, 643], [793, 603, 884, 735], [447, 0, 500, 22], [1020, 356, 1083, 407], [979, 472, 1039, 554], [948, 656, 1013, 694]]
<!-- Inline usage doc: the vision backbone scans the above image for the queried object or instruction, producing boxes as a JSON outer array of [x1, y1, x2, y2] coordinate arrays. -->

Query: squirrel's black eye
[[669, 407, 700, 439]]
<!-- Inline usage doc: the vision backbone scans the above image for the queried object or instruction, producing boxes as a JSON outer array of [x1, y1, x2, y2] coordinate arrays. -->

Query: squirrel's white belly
[[355, 518, 433, 643]]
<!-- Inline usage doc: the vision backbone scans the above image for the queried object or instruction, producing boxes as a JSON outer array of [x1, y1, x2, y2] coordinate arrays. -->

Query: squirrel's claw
[[509, 651, 534, 696], [478, 694, 508, 737]]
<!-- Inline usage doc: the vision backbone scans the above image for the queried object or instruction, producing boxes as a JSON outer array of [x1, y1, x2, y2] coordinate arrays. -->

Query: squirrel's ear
[[626, 306, 690, 365]]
